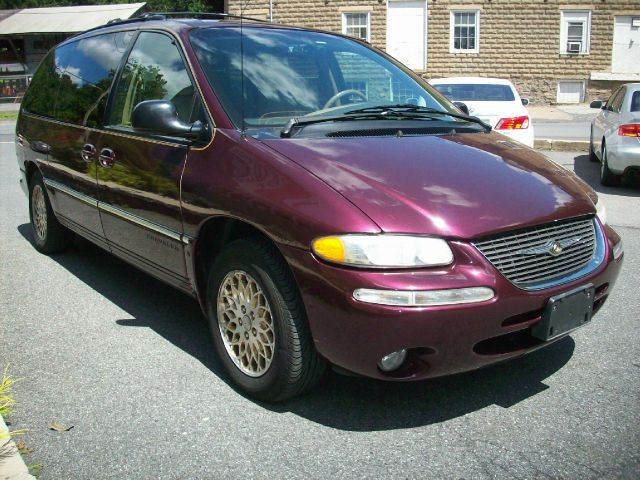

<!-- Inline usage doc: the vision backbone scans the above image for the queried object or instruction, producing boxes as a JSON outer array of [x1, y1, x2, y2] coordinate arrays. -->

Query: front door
[[386, 0, 427, 70], [97, 31, 201, 285]]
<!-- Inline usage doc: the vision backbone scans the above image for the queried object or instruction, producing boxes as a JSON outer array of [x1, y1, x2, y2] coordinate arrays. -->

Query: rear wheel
[[589, 127, 598, 162], [600, 142, 621, 187], [28, 172, 74, 254], [206, 238, 325, 401]]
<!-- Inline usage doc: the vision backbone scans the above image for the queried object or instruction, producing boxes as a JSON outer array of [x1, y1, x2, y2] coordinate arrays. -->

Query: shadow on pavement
[[18, 223, 576, 432], [573, 154, 640, 197]]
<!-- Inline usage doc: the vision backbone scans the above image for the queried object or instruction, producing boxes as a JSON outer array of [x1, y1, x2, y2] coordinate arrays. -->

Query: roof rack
[[102, 11, 268, 28], [76, 11, 269, 38]]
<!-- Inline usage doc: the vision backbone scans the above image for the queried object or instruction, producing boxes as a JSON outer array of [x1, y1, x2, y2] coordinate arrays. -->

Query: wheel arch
[[24, 159, 40, 185], [191, 216, 302, 311]]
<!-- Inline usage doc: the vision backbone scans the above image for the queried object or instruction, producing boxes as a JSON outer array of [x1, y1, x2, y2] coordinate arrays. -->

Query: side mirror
[[132, 100, 205, 139], [590, 100, 603, 109], [453, 101, 469, 115], [521, 98, 530, 106]]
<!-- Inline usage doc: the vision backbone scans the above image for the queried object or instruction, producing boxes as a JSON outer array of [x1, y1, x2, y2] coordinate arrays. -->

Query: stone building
[[226, 0, 640, 104]]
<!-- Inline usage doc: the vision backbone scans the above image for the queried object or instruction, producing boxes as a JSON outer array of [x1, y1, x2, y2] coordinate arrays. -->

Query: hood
[[262, 132, 596, 239]]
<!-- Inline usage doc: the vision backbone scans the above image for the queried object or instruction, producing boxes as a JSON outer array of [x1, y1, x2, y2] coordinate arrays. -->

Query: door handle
[[81, 143, 96, 162], [30, 140, 50, 154], [98, 148, 116, 168]]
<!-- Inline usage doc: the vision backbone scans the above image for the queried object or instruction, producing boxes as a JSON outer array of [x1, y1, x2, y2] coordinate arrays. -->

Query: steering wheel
[[322, 89, 368, 110]]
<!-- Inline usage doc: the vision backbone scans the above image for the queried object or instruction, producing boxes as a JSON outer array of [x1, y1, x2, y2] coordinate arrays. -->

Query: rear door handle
[[30, 140, 50, 154], [81, 143, 96, 162], [98, 148, 116, 168]]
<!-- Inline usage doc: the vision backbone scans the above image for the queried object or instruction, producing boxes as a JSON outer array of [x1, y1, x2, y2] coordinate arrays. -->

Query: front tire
[[600, 142, 621, 187], [206, 238, 325, 401], [28, 172, 74, 254]]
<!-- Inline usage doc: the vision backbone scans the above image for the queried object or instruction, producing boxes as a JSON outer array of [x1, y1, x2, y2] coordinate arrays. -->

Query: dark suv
[[15, 13, 623, 401]]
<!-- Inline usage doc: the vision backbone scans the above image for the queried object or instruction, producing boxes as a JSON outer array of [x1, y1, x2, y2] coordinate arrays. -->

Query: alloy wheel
[[31, 184, 47, 242], [216, 270, 276, 377]]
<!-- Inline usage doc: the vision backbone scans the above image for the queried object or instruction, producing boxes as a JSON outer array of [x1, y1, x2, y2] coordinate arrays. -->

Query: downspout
[[269, 0, 273, 22]]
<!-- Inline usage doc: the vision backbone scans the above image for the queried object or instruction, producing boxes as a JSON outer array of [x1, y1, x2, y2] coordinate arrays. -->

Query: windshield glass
[[190, 27, 457, 131], [433, 83, 516, 102]]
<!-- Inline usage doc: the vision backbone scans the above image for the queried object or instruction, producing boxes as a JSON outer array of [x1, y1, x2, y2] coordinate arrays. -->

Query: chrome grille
[[473, 217, 598, 289]]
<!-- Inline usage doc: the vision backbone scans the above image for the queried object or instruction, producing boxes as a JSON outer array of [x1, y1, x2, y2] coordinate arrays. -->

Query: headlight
[[595, 198, 607, 225], [311, 234, 454, 268]]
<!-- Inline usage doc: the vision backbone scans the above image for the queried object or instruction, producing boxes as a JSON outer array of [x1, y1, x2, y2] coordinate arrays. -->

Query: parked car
[[589, 83, 640, 186], [429, 77, 535, 148], [15, 14, 623, 401]]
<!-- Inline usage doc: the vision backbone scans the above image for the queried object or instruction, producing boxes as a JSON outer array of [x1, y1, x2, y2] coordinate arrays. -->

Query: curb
[[0, 415, 35, 480], [534, 139, 590, 152]]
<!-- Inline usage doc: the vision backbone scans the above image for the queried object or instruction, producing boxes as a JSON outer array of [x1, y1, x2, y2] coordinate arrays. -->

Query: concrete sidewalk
[[529, 103, 596, 150]]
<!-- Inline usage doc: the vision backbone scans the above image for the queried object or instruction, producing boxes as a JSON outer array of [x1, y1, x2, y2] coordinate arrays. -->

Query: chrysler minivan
[[15, 13, 623, 401]]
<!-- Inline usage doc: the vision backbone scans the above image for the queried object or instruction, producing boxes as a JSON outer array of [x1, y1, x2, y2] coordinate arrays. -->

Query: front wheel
[[206, 238, 325, 401], [600, 143, 621, 187], [28, 172, 74, 254]]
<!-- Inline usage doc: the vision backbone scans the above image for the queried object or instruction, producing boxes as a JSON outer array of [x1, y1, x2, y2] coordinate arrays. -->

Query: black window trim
[[102, 28, 212, 146]]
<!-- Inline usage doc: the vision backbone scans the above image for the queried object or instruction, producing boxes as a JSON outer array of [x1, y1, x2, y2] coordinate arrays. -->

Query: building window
[[342, 12, 370, 42], [450, 11, 479, 53], [560, 11, 591, 54]]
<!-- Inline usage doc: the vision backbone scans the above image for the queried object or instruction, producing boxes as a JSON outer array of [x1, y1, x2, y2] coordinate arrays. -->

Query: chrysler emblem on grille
[[516, 237, 582, 256]]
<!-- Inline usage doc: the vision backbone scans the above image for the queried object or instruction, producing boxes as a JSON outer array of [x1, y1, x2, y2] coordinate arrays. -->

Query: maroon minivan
[[15, 13, 623, 401]]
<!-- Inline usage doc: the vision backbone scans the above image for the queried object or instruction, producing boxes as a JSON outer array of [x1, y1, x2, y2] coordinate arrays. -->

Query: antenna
[[239, 0, 252, 138]]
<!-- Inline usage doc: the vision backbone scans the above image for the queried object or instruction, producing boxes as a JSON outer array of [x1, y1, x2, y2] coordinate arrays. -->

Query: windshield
[[189, 27, 457, 131], [432, 83, 516, 102]]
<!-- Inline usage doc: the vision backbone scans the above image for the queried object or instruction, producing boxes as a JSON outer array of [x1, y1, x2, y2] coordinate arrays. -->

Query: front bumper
[[280, 222, 622, 380]]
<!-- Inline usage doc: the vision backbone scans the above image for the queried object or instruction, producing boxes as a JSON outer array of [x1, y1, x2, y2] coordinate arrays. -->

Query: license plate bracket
[[531, 284, 595, 341]]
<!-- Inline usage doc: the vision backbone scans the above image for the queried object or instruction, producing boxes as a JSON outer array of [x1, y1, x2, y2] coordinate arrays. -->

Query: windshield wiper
[[280, 104, 491, 138], [345, 104, 492, 132]]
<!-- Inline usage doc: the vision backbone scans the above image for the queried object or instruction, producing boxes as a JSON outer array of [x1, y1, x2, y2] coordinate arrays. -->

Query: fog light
[[378, 349, 408, 372], [353, 287, 494, 307]]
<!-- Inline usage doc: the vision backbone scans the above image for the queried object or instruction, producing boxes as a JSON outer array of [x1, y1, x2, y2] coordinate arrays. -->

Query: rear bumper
[[496, 127, 535, 148], [280, 222, 622, 381], [608, 139, 640, 175]]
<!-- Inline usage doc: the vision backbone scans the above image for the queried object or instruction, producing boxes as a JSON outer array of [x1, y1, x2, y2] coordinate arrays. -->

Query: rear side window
[[108, 32, 195, 128], [629, 91, 639, 112], [21, 51, 59, 118], [433, 83, 516, 102], [54, 31, 135, 126], [21, 32, 134, 125]]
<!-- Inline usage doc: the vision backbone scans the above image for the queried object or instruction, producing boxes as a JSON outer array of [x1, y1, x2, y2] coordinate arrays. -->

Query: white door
[[386, 1, 426, 70], [612, 16, 640, 73], [557, 81, 584, 104]]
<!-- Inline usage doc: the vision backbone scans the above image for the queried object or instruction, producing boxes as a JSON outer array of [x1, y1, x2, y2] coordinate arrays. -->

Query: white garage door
[[386, 1, 426, 70], [557, 81, 584, 104], [612, 16, 640, 73]]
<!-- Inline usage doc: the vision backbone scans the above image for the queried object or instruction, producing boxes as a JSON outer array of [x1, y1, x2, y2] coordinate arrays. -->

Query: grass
[[0, 111, 18, 120]]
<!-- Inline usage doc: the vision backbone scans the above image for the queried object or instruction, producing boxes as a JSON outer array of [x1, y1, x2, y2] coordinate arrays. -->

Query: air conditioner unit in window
[[567, 41, 582, 53]]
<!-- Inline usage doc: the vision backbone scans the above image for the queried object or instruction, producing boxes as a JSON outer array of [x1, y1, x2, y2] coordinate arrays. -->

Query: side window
[[611, 88, 626, 113], [606, 88, 622, 111], [21, 51, 60, 118], [108, 32, 195, 128], [54, 32, 135, 126]]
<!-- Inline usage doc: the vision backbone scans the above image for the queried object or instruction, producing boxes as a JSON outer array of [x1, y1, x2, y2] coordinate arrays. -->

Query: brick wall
[[227, 0, 640, 104]]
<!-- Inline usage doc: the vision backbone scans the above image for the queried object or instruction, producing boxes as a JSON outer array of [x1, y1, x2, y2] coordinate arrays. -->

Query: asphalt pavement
[[1, 121, 639, 479]]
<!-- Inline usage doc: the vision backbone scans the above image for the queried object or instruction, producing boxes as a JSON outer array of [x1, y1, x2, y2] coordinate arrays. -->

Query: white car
[[429, 77, 534, 148], [590, 83, 640, 186]]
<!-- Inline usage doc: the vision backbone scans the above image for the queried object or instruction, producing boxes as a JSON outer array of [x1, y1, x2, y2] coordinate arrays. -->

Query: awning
[[0, 3, 146, 35]]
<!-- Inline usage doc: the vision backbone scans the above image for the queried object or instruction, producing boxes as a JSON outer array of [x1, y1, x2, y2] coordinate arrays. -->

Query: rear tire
[[589, 128, 598, 162], [28, 172, 74, 254], [600, 142, 621, 187], [205, 237, 325, 402]]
